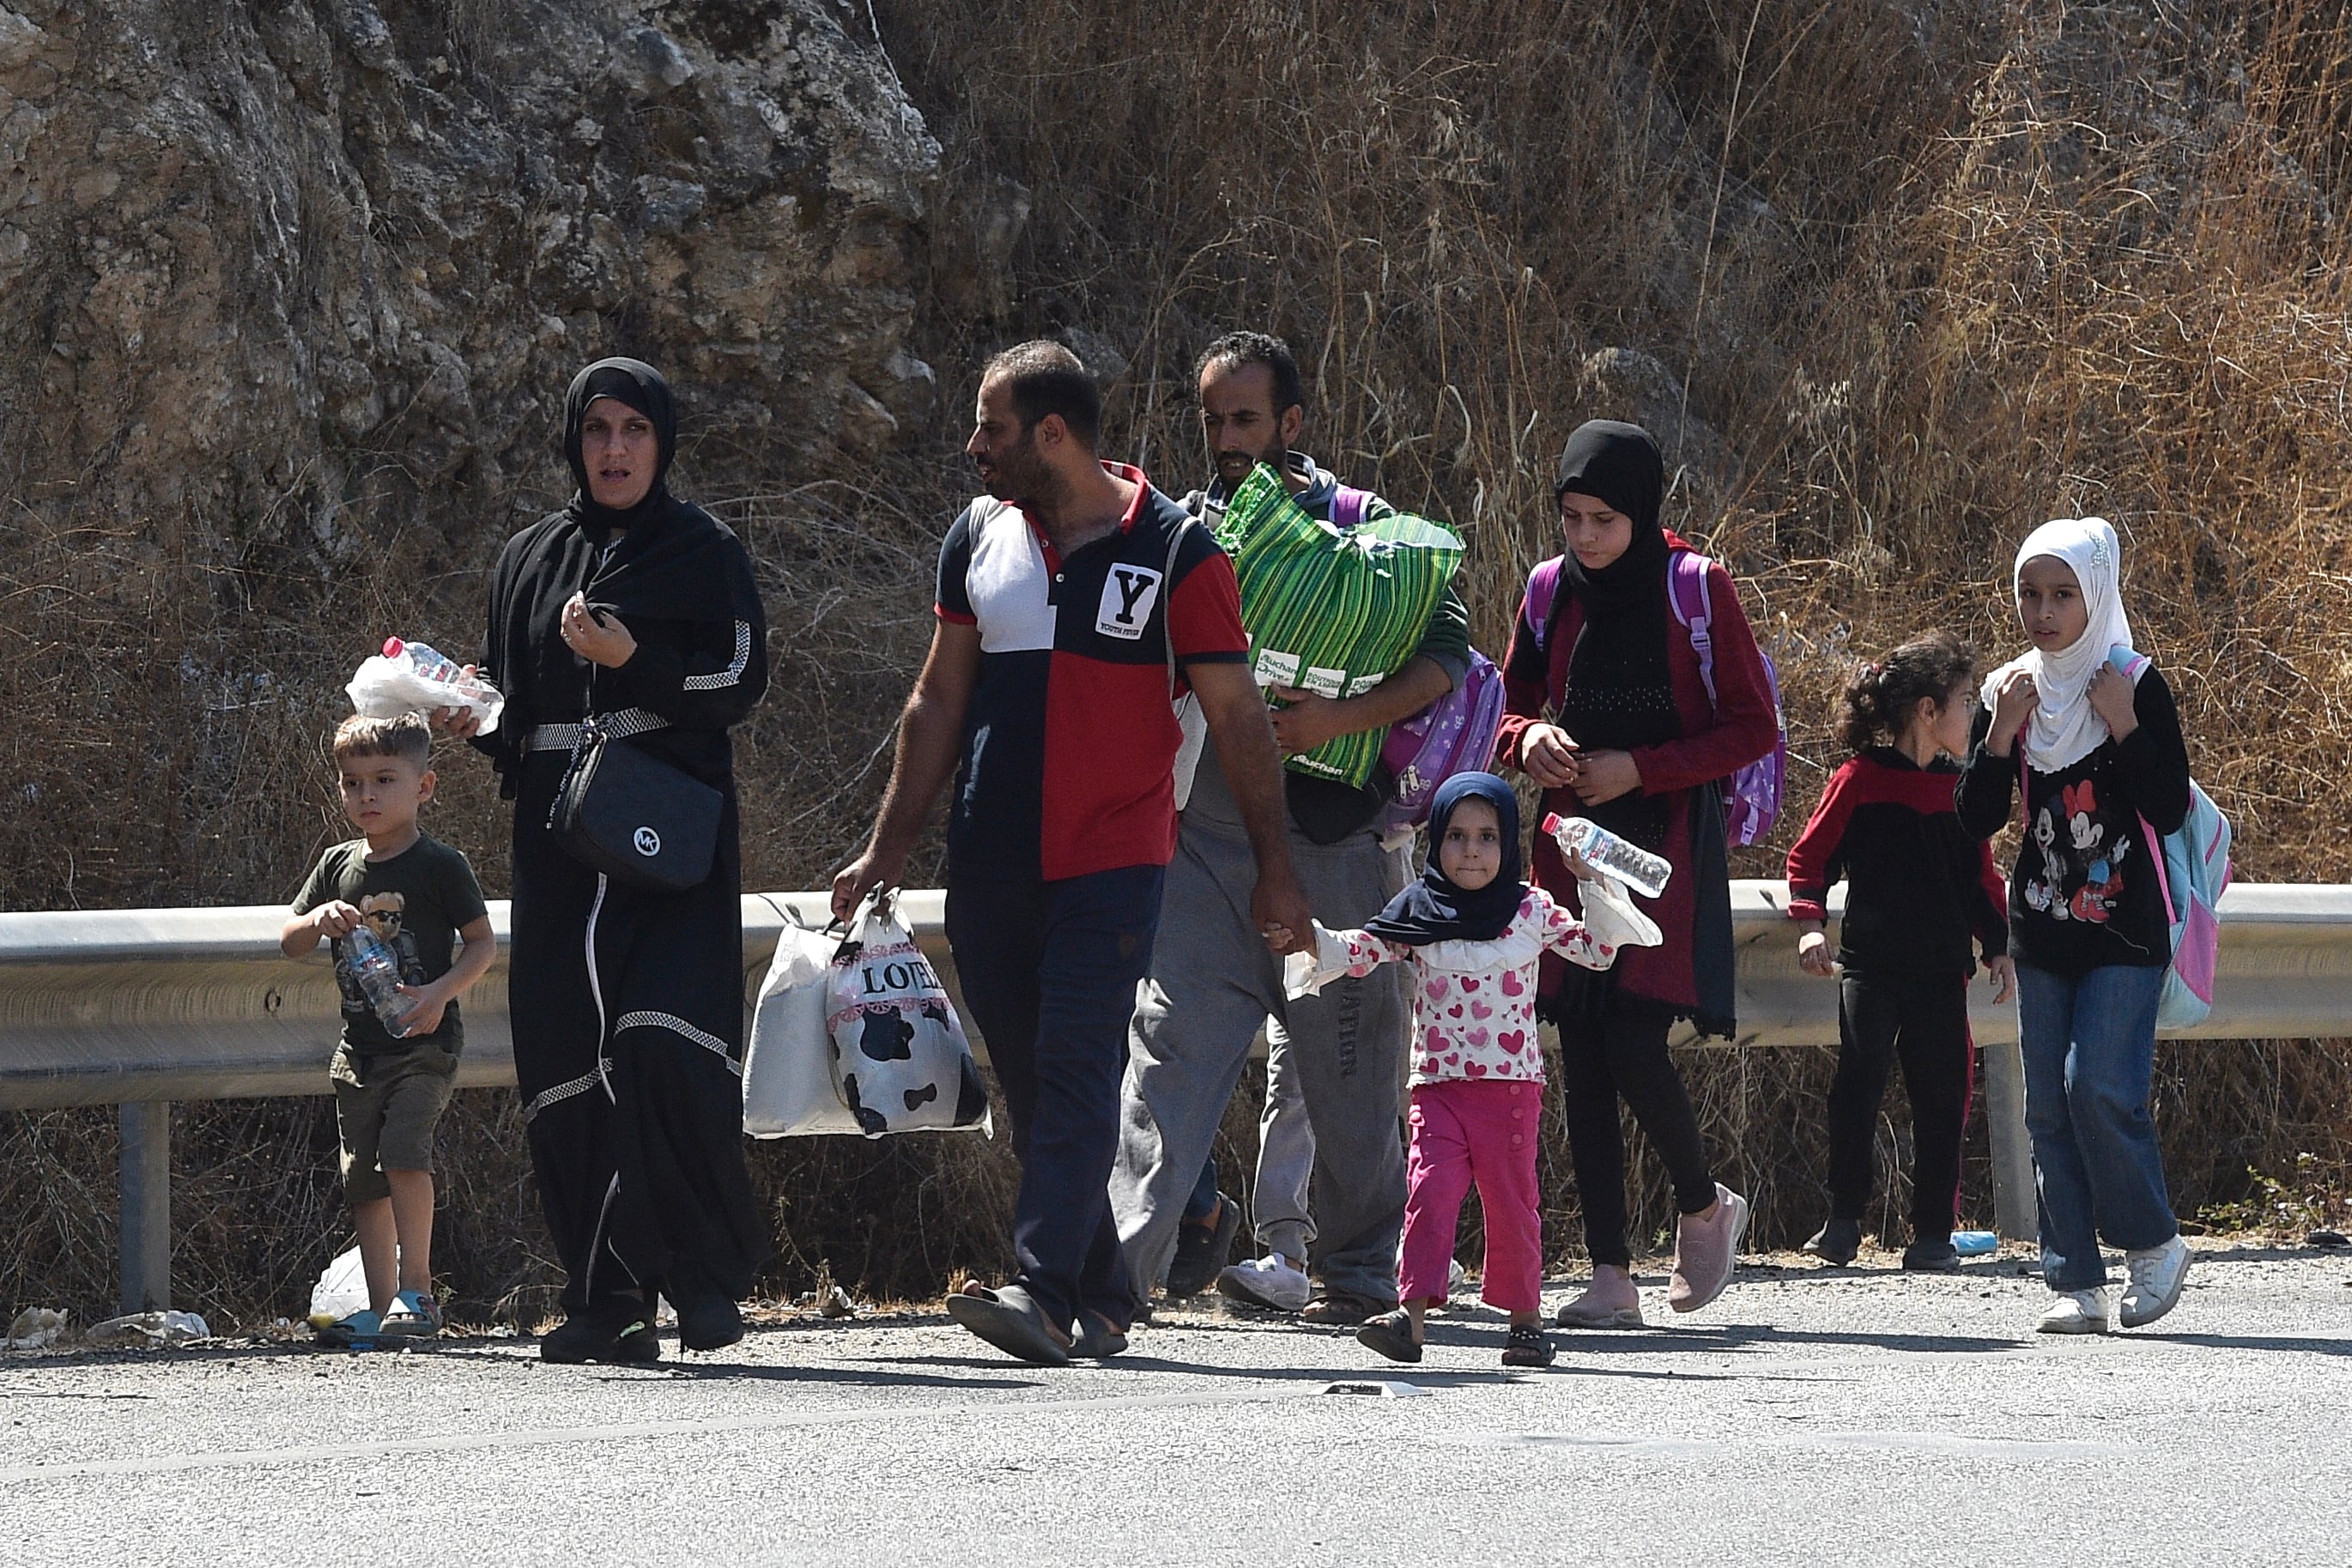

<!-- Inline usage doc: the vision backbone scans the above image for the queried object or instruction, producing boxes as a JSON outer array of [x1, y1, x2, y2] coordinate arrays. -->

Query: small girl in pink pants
[[1277, 772, 1652, 1368]]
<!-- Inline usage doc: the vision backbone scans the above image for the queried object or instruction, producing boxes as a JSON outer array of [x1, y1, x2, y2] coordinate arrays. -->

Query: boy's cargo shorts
[[330, 1043, 458, 1205]]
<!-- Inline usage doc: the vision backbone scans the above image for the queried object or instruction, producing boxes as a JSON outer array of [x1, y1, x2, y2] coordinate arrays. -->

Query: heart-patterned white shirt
[[1322, 888, 1616, 1086]]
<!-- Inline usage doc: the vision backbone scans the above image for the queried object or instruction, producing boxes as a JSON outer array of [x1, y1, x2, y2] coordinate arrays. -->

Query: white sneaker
[[2119, 1236, 2191, 1329], [1216, 1251, 1312, 1313], [2036, 1289, 2109, 1335]]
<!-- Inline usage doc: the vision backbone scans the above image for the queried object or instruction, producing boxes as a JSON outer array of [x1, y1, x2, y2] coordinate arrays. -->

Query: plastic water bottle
[[1951, 1230, 1999, 1257], [350, 637, 504, 735], [343, 925, 411, 1038], [1543, 813, 1673, 900], [382, 637, 464, 684]]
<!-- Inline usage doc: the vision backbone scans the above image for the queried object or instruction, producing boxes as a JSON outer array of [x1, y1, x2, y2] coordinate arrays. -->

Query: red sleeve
[[1784, 760, 1861, 923], [1167, 548, 1249, 663], [1628, 560, 1781, 796], [1974, 840, 2010, 957], [1494, 578, 1553, 771]]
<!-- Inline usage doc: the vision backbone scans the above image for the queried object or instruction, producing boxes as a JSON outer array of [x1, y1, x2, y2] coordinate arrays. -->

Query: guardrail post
[[1979, 1039, 2038, 1244], [119, 1101, 171, 1313]]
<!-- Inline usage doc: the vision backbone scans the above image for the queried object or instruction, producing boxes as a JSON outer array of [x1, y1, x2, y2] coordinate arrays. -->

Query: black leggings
[[1825, 969, 1973, 1237], [1557, 995, 1717, 1268]]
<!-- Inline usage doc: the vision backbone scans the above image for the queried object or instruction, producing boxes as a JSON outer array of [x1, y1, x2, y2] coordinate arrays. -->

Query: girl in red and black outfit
[[1496, 421, 1780, 1328], [1785, 633, 2015, 1273]]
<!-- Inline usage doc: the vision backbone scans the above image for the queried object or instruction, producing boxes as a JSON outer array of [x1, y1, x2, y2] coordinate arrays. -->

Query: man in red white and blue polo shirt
[[834, 341, 1311, 1365]]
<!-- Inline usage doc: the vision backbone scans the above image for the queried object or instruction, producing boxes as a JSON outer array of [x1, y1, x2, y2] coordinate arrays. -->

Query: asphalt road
[[4, 1242, 2348, 1567]]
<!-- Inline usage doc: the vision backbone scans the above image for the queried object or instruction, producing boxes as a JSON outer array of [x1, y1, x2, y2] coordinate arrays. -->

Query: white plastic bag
[[346, 644, 505, 734], [1576, 869, 1664, 953], [826, 890, 991, 1138], [84, 1310, 209, 1346], [743, 920, 864, 1137], [308, 1244, 370, 1325], [5, 1307, 65, 1351]]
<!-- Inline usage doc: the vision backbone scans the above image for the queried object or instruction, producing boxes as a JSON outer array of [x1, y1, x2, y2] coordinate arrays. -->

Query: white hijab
[[1979, 516, 2136, 774]]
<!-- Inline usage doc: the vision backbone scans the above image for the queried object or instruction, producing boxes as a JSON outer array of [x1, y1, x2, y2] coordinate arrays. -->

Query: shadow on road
[[1712, 1323, 2023, 1354], [2129, 1331, 2352, 1356], [657, 1358, 1045, 1389], [1544, 1323, 2022, 1355]]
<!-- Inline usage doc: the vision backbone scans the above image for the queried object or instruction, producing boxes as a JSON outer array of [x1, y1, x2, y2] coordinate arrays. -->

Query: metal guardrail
[[0, 892, 944, 1110], [3, 884, 2345, 1311]]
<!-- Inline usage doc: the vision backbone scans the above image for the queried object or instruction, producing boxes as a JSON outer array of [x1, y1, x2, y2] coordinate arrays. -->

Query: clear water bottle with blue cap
[[342, 925, 412, 1038], [1543, 813, 1673, 900]]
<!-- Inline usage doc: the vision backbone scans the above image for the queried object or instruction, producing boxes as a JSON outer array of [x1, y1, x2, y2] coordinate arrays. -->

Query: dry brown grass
[[9, 0, 2352, 1325]]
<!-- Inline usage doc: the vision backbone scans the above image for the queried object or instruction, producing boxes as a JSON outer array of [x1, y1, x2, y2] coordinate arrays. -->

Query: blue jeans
[[2016, 963, 2177, 1292], [946, 863, 1165, 1333]]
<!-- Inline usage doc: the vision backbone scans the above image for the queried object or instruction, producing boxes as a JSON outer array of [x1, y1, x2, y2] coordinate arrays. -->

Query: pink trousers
[[1398, 1078, 1543, 1314]]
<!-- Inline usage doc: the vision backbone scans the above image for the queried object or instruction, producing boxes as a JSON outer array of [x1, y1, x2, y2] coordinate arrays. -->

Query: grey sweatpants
[[1112, 808, 1409, 1305], [1254, 1020, 1317, 1259]]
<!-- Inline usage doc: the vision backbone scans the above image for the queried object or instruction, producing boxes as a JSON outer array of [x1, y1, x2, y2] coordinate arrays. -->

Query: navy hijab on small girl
[[1362, 772, 1527, 947]]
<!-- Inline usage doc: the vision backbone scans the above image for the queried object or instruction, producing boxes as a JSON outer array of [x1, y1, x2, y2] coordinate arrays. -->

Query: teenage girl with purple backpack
[[1495, 421, 1783, 1327]]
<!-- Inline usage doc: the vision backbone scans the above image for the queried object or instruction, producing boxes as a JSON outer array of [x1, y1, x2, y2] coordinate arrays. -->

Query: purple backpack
[[1525, 549, 1786, 846], [1322, 487, 1510, 834]]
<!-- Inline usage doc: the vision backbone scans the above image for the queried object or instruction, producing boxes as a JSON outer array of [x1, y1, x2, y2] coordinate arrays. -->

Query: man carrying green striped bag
[[1112, 330, 1472, 1327]]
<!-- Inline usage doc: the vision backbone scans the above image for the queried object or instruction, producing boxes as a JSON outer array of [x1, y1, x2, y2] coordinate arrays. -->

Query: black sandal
[[1356, 1309, 1423, 1364], [944, 1282, 1072, 1366], [1070, 1309, 1129, 1359], [1502, 1323, 1556, 1368]]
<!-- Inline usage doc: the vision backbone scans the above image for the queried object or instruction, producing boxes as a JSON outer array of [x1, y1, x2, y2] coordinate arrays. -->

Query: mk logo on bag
[[633, 826, 661, 857], [1095, 564, 1163, 640]]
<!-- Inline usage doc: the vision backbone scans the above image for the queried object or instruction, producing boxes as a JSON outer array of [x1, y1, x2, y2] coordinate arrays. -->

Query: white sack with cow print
[[822, 890, 991, 1138]]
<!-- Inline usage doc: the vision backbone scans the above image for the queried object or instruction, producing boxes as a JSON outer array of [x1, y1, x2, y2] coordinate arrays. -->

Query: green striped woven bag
[[1213, 463, 1464, 788]]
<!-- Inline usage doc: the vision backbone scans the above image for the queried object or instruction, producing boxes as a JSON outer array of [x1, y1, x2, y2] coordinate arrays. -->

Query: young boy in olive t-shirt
[[282, 713, 494, 1347]]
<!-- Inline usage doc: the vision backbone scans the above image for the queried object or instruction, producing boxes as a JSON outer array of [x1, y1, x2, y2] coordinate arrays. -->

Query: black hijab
[[557, 358, 756, 624], [1362, 773, 1526, 946], [564, 357, 676, 537], [479, 358, 766, 782], [1548, 420, 1681, 847]]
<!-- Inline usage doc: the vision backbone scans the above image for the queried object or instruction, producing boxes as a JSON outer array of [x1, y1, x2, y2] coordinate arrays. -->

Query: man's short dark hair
[[983, 341, 1101, 450], [1195, 331, 1306, 420]]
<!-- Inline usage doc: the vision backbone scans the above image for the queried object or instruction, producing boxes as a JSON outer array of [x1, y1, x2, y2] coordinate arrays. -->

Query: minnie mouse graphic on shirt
[[2024, 778, 2131, 924]]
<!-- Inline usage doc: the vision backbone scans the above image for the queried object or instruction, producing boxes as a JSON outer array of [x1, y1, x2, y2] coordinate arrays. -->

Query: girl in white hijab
[[1979, 516, 2137, 772], [1956, 515, 2195, 1338]]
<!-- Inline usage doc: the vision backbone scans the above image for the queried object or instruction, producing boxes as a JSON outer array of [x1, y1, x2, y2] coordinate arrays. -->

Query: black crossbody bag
[[547, 715, 723, 893]]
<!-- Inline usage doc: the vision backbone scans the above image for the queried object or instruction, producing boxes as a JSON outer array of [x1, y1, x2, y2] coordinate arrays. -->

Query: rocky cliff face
[[0, 0, 937, 548]]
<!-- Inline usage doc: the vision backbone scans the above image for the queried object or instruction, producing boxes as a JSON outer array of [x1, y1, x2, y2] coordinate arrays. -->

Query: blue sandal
[[316, 1308, 382, 1350]]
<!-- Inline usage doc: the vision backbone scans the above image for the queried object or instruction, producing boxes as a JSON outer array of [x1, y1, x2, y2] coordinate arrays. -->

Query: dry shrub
[[10, 0, 2352, 1324]]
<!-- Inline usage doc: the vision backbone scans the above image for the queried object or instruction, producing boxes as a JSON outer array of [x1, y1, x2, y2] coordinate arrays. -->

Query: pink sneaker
[[1669, 1184, 1749, 1314]]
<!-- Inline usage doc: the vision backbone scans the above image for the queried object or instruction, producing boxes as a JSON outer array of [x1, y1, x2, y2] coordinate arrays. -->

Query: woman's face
[[1560, 491, 1634, 572], [1437, 797, 1504, 892], [582, 397, 660, 512], [2016, 555, 2089, 652]]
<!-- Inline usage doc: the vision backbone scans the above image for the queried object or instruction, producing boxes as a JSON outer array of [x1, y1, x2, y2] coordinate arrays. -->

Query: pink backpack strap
[[2139, 809, 2179, 923], [1666, 548, 1718, 706], [1328, 485, 1372, 529], [1525, 556, 1564, 651]]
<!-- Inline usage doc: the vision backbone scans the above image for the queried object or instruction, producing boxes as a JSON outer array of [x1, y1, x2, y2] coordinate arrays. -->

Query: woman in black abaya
[[441, 357, 771, 1361]]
